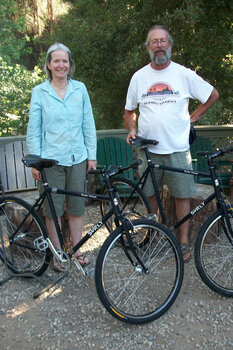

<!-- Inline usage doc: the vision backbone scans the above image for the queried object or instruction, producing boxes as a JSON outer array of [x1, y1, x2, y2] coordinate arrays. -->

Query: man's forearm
[[190, 88, 219, 123], [123, 109, 138, 143], [123, 110, 137, 131]]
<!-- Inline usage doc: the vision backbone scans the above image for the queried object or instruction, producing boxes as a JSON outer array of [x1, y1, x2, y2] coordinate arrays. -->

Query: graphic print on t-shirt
[[141, 82, 180, 106]]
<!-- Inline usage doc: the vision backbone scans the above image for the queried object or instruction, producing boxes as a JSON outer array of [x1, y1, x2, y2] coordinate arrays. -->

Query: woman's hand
[[87, 160, 97, 172], [31, 168, 42, 181]]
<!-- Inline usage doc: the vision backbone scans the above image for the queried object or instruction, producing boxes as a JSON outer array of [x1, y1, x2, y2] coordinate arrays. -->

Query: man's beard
[[149, 46, 172, 65]]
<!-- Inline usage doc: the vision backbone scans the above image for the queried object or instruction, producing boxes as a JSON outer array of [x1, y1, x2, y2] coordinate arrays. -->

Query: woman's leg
[[45, 216, 62, 249], [68, 214, 89, 264]]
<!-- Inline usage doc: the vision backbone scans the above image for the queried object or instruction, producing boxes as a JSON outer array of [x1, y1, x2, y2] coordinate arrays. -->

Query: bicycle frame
[[131, 146, 232, 235], [28, 168, 115, 256], [22, 163, 148, 271]]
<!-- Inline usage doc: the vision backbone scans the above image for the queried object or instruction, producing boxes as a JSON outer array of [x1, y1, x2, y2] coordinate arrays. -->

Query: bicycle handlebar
[[88, 158, 143, 178], [198, 146, 233, 160], [22, 154, 142, 179], [128, 136, 233, 162]]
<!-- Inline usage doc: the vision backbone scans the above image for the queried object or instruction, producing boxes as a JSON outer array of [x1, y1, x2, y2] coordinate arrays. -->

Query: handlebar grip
[[88, 168, 104, 175], [88, 159, 143, 178]]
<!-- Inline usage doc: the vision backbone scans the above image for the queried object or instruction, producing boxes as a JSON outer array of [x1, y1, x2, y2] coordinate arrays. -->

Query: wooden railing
[[1, 125, 233, 148]]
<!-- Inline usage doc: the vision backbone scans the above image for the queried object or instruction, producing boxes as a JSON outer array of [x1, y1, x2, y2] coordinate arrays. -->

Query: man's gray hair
[[145, 25, 174, 46], [44, 43, 75, 79]]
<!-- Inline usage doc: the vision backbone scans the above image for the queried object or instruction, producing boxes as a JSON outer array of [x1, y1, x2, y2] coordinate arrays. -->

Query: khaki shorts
[[139, 150, 196, 198], [39, 161, 87, 218]]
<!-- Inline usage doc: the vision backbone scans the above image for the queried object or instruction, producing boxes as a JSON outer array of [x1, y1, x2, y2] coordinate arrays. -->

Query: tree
[[0, 57, 44, 136], [0, 0, 29, 63], [0, 0, 232, 134], [38, 0, 233, 128], [0, 0, 67, 136]]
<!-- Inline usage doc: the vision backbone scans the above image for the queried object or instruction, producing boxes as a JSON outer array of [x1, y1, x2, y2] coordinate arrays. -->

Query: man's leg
[[175, 197, 191, 261], [147, 194, 159, 214]]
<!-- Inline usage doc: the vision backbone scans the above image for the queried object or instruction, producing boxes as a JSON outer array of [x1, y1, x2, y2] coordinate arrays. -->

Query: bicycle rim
[[95, 219, 184, 324], [195, 209, 233, 297], [0, 196, 50, 276]]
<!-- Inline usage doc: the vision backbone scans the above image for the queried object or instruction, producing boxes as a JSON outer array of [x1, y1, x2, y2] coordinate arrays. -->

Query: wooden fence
[[1, 125, 233, 149]]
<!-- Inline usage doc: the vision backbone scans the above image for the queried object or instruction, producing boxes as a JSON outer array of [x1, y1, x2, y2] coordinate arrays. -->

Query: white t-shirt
[[125, 61, 213, 154]]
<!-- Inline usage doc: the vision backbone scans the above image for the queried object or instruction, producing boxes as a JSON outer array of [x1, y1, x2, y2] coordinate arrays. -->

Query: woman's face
[[47, 50, 70, 80]]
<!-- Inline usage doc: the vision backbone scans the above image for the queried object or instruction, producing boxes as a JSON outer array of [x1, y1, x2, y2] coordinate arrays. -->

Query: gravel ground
[[0, 203, 232, 350]]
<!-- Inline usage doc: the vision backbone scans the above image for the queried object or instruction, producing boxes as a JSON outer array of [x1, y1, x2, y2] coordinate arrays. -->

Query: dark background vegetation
[[0, 0, 232, 135]]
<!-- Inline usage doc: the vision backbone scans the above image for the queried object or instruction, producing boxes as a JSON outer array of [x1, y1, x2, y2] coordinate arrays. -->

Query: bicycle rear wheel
[[100, 177, 151, 233], [195, 208, 233, 297], [0, 196, 50, 276], [95, 219, 184, 324]]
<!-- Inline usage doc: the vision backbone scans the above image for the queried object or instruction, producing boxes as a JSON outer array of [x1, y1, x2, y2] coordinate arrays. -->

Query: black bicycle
[[101, 136, 233, 297], [0, 154, 184, 324]]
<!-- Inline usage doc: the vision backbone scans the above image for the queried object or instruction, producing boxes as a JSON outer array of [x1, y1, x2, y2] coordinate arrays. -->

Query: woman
[[27, 43, 97, 267]]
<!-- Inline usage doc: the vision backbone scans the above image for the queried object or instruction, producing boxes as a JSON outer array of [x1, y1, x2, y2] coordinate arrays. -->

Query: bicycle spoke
[[95, 220, 183, 324], [195, 210, 233, 297]]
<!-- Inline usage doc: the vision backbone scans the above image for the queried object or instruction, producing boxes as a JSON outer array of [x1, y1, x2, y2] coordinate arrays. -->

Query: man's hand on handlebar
[[126, 130, 137, 145]]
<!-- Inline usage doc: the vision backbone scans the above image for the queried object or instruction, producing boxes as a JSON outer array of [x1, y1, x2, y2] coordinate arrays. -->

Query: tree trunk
[[47, 0, 54, 35]]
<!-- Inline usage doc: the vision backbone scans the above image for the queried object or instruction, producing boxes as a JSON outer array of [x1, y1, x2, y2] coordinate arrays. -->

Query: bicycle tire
[[95, 219, 184, 324], [100, 177, 152, 233], [0, 196, 50, 276], [195, 208, 233, 297]]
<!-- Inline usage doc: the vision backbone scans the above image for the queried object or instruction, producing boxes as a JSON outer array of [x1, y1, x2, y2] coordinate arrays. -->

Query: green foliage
[[0, 0, 29, 64], [0, 57, 44, 136], [0, 0, 232, 134], [38, 0, 233, 129]]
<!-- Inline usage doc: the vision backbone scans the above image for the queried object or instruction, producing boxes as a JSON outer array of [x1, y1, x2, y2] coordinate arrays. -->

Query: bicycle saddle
[[129, 136, 159, 148], [22, 154, 58, 170]]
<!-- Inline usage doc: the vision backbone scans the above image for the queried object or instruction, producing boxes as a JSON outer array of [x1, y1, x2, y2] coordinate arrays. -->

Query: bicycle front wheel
[[100, 177, 151, 233], [195, 208, 233, 297], [0, 196, 50, 276], [95, 219, 184, 324]]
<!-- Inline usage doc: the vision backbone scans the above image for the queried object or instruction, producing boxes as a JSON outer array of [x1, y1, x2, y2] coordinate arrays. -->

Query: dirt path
[[0, 203, 232, 350]]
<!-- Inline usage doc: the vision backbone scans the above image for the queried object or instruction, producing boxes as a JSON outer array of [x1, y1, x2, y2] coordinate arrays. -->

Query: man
[[123, 24, 219, 262]]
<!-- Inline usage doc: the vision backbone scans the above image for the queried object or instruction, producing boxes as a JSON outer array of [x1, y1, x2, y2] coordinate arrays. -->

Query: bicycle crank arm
[[72, 256, 87, 276], [46, 238, 68, 263]]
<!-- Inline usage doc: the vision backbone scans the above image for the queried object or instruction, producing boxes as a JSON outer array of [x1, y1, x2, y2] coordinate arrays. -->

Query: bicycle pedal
[[85, 267, 95, 278], [147, 213, 157, 220], [72, 257, 87, 276], [34, 237, 49, 251]]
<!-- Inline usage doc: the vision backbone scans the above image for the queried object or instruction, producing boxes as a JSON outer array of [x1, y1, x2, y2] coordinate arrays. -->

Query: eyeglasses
[[150, 39, 169, 46]]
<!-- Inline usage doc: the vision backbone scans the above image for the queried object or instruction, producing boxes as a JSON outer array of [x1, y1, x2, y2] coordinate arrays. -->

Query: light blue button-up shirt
[[27, 79, 97, 166]]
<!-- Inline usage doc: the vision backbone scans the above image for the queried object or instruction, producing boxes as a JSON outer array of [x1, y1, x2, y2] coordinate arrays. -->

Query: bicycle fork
[[221, 205, 233, 245], [120, 219, 149, 273]]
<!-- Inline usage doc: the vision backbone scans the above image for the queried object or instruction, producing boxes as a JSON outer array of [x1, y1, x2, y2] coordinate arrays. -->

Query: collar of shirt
[[41, 79, 81, 101]]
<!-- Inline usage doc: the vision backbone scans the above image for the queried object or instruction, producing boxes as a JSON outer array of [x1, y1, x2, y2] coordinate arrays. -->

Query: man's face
[[147, 28, 172, 65]]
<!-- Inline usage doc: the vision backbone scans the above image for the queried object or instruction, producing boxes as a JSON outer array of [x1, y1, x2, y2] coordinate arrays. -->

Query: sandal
[[75, 254, 90, 266], [51, 261, 65, 272], [180, 243, 191, 263]]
